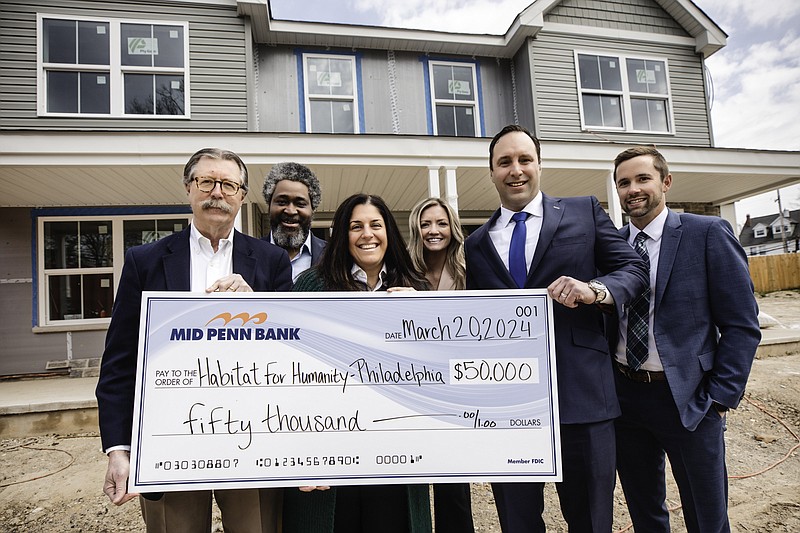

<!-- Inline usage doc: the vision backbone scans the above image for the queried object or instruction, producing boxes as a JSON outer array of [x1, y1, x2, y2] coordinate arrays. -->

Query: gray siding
[[256, 46, 517, 137], [0, 208, 106, 375], [0, 0, 248, 131], [389, 51, 428, 135], [530, 33, 711, 146], [476, 58, 516, 137], [256, 46, 301, 131], [545, 0, 689, 37], [529, 0, 708, 144], [360, 50, 393, 133], [512, 46, 536, 132]]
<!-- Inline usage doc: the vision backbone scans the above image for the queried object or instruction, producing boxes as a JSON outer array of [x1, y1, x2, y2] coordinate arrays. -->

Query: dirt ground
[[2, 291, 799, 532]]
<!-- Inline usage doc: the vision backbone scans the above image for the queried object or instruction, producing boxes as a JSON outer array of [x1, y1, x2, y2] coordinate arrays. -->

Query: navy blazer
[[465, 194, 649, 425], [609, 209, 760, 430], [96, 227, 292, 451], [310, 234, 327, 266]]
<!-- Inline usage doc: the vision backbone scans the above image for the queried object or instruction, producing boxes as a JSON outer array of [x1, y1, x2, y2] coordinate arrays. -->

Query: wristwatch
[[587, 279, 608, 304]]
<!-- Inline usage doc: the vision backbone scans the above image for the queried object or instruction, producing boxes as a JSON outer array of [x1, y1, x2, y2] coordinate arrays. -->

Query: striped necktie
[[626, 232, 651, 370]]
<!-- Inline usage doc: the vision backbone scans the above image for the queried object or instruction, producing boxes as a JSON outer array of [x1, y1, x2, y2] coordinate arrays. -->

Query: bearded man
[[262, 162, 326, 280]]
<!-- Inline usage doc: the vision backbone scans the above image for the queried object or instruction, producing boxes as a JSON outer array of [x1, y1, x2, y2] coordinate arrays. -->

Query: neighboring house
[[1, 0, 799, 376], [740, 211, 800, 256]]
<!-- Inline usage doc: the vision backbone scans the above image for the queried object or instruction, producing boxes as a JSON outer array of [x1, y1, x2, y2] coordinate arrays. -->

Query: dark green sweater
[[283, 268, 432, 533]]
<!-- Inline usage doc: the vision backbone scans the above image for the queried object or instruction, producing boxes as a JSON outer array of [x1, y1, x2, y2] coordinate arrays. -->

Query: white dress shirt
[[190, 223, 234, 292], [351, 263, 388, 291], [488, 191, 544, 274]]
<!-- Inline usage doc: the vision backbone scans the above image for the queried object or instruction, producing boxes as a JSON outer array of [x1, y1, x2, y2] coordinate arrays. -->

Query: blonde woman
[[408, 197, 466, 291], [408, 197, 473, 532]]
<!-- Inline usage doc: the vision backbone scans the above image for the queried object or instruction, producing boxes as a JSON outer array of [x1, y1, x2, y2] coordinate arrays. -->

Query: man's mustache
[[279, 214, 301, 224], [201, 199, 233, 213]]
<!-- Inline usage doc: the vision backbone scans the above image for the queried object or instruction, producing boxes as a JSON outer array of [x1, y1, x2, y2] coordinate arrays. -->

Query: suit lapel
[[477, 210, 516, 287], [655, 209, 682, 308], [528, 194, 563, 278], [162, 229, 191, 291], [310, 235, 326, 266], [232, 230, 258, 285]]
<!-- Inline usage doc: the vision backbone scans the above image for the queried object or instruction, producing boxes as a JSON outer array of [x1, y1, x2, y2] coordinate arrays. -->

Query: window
[[772, 223, 791, 235], [302, 53, 359, 133], [753, 226, 767, 238], [38, 214, 189, 326], [575, 52, 673, 133], [38, 14, 189, 117], [429, 60, 480, 136]]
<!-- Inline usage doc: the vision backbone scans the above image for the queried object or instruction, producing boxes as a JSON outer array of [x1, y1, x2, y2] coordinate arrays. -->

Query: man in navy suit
[[610, 146, 760, 532], [465, 125, 649, 532], [262, 162, 326, 280], [96, 148, 292, 532]]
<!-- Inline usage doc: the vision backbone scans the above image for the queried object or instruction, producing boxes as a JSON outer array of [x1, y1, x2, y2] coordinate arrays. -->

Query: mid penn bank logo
[[169, 311, 300, 341]]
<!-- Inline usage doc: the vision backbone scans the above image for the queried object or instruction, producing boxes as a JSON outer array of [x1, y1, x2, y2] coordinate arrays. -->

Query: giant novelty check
[[129, 290, 561, 493]]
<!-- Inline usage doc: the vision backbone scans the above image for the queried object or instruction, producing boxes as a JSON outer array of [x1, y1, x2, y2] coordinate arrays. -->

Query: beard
[[624, 194, 661, 219], [271, 215, 310, 251]]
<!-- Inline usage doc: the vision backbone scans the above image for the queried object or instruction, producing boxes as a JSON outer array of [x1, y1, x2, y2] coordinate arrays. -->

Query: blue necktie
[[509, 212, 530, 288], [626, 232, 651, 370]]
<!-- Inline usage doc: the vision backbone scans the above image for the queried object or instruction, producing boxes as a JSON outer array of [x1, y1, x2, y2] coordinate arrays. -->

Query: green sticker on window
[[636, 69, 656, 84], [448, 79, 471, 96], [128, 37, 159, 55]]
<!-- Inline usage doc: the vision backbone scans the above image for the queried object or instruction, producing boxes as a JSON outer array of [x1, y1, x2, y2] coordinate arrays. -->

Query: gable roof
[[740, 209, 800, 246], [237, 0, 726, 58]]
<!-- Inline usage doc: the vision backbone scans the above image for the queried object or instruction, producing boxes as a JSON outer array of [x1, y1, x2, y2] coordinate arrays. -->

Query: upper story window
[[753, 226, 768, 238], [38, 14, 189, 117], [772, 223, 791, 235], [575, 52, 673, 134], [38, 214, 188, 326], [302, 53, 359, 133], [429, 60, 481, 137]]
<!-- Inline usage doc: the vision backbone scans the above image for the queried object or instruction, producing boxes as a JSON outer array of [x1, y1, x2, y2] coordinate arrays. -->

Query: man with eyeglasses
[[96, 148, 292, 533]]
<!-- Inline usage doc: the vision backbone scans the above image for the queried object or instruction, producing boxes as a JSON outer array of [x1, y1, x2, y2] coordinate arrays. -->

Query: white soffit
[[2, 132, 798, 211]]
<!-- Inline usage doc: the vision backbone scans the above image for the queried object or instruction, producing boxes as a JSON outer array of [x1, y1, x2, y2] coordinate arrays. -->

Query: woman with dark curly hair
[[285, 193, 430, 533]]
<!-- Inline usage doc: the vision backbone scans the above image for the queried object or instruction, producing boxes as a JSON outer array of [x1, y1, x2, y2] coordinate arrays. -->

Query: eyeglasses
[[193, 177, 246, 196]]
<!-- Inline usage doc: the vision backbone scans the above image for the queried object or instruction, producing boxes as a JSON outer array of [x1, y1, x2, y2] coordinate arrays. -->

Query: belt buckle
[[641, 370, 652, 383]]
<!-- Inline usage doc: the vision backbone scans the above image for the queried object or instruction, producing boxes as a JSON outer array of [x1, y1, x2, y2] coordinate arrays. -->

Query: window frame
[[427, 59, 482, 137], [37, 13, 191, 118], [36, 213, 190, 328], [753, 226, 768, 238], [772, 222, 791, 235], [301, 52, 361, 134], [574, 50, 674, 135]]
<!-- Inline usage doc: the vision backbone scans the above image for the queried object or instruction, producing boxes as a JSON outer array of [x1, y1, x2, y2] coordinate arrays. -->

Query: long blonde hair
[[408, 197, 466, 290]]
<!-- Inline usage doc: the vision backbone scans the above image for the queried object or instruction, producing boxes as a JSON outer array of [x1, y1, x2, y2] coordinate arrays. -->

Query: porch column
[[719, 203, 738, 234], [444, 167, 459, 213], [427, 166, 441, 198], [607, 170, 623, 228]]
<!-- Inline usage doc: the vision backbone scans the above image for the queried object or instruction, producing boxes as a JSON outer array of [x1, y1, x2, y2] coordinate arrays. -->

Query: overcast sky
[[271, 0, 800, 225]]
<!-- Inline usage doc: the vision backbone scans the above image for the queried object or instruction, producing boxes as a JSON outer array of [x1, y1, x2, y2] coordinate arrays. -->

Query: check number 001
[[450, 358, 539, 384]]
